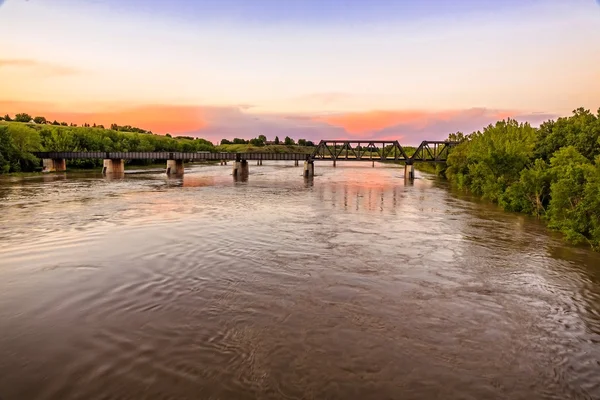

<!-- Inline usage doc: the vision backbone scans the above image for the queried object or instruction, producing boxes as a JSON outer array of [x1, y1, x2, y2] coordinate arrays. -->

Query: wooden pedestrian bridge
[[33, 140, 458, 179]]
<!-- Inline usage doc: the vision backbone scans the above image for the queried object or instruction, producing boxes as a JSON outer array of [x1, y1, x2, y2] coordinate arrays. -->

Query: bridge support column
[[42, 158, 66, 173], [333, 160, 336, 167], [295, 160, 299, 167], [304, 161, 314, 178], [233, 159, 249, 178], [404, 164, 415, 180], [166, 159, 184, 175], [256, 160, 263, 166], [102, 159, 124, 174], [372, 160, 375, 168]]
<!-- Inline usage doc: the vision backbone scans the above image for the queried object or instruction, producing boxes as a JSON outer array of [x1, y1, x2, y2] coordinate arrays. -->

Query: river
[[0, 162, 599, 400]]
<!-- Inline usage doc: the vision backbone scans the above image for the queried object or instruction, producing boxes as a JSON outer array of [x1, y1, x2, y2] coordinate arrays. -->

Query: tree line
[[220, 135, 315, 147], [0, 122, 215, 173], [434, 107, 600, 250]]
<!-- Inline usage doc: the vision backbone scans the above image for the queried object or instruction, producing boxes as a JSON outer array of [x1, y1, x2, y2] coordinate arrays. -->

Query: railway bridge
[[33, 140, 458, 180]]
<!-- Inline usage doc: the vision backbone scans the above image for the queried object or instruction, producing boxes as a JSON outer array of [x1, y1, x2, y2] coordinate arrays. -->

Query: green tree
[[298, 138, 307, 146], [284, 136, 294, 145], [0, 125, 13, 173], [4, 114, 12, 121], [33, 116, 47, 124], [6, 123, 42, 172], [258, 134, 267, 143], [249, 138, 265, 147], [274, 136, 280, 145], [14, 113, 33, 123]]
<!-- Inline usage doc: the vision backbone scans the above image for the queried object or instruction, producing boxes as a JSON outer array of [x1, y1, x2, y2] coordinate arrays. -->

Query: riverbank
[[437, 108, 600, 251]]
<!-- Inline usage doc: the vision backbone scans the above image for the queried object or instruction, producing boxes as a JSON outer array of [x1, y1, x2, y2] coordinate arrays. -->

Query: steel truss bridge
[[34, 140, 459, 164], [310, 140, 459, 164]]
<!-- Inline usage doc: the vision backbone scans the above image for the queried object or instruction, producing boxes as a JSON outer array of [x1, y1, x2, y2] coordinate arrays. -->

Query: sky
[[1, 0, 599, 144]]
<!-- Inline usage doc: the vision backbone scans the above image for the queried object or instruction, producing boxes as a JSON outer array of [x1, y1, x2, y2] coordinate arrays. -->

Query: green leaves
[[444, 109, 600, 250]]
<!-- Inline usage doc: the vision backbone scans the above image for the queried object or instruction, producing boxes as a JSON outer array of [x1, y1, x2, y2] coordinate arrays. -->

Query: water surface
[[1, 162, 599, 399]]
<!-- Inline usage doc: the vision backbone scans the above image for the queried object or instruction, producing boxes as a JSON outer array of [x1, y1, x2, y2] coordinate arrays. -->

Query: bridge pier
[[372, 160, 375, 168], [333, 160, 336, 167], [404, 164, 415, 180], [233, 159, 249, 178], [166, 159, 184, 175], [304, 160, 314, 178], [102, 159, 124, 174], [42, 158, 66, 173], [295, 160, 299, 167], [256, 160, 263, 166]]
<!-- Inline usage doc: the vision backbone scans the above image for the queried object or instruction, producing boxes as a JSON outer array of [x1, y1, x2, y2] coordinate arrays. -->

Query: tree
[[297, 138, 307, 146], [6, 123, 42, 172], [3, 114, 12, 121], [232, 138, 247, 144], [52, 120, 60, 125], [306, 140, 315, 147], [14, 113, 32, 123], [274, 136, 280, 145], [166, 133, 172, 138], [258, 134, 267, 144], [60, 122, 68, 126], [221, 139, 232, 145], [545, 146, 592, 240], [284, 136, 295, 145], [249, 138, 265, 147], [33, 116, 47, 124]]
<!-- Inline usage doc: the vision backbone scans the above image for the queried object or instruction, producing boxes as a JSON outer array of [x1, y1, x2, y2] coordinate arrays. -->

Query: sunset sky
[[1, 0, 599, 144]]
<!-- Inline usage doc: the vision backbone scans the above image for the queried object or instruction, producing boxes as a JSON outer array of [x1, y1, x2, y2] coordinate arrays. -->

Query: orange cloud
[[313, 108, 518, 135], [0, 102, 207, 134]]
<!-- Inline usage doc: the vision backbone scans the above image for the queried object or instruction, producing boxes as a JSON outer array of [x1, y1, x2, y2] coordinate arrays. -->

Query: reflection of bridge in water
[[33, 140, 458, 180]]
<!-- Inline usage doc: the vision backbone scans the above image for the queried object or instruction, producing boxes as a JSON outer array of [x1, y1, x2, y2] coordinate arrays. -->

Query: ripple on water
[[0, 165, 599, 399]]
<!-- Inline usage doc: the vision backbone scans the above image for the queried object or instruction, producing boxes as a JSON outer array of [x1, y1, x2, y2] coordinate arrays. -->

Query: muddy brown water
[[0, 163, 599, 400]]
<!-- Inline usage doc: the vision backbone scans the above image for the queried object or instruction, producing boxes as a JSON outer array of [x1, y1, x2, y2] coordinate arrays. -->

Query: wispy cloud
[[0, 58, 82, 76]]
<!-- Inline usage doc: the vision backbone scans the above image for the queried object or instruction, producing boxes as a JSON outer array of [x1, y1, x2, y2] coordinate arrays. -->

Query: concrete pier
[[220, 160, 228, 166], [42, 158, 66, 173], [256, 160, 263, 166], [404, 164, 415, 180], [166, 159, 184, 175], [333, 160, 337, 167], [304, 160, 314, 178], [372, 160, 375, 168], [233, 159, 249, 178], [295, 160, 299, 167], [102, 159, 124, 174]]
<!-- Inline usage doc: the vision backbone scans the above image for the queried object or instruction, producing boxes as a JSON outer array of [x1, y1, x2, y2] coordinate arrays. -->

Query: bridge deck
[[33, 152, 311, 161]]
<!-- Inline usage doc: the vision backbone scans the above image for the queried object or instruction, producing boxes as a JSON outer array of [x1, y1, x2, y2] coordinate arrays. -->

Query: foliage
[[0, 121, 217, 173], [0, 123, 42, 172], [442, 108, 600, 250], [15, 113, 33, 123]]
